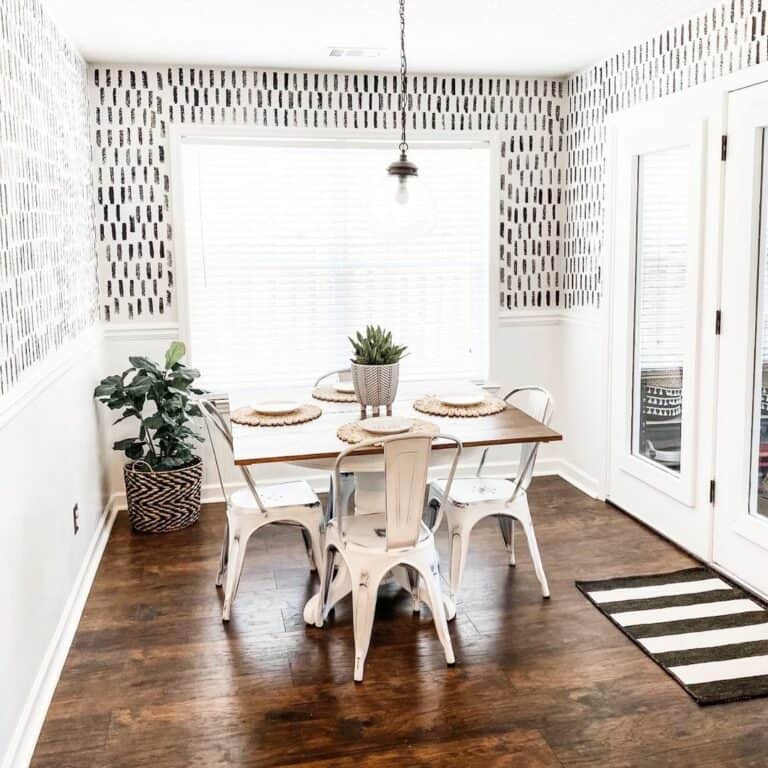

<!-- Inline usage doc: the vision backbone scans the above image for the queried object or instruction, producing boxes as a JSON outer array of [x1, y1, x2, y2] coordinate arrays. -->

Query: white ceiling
[[44, 0, 719, 77]]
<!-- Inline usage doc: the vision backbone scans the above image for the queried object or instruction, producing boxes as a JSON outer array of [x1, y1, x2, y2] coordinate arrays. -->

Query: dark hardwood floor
[[31, 477, 768, 767]]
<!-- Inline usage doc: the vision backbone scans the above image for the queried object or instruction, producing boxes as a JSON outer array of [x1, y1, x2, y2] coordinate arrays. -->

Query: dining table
[[226, 379, 562, 624]]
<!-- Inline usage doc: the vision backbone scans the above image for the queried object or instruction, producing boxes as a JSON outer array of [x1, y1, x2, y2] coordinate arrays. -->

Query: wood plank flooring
[[31, 477, 768, 767]]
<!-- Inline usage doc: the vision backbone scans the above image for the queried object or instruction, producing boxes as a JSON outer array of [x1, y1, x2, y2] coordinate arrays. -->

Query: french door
[[714, 81, 768, 595], [607, 94, 718, 558]]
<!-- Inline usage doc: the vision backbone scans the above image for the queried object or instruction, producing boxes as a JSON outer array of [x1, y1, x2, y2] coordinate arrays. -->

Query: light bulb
[[395, 177, 409, 205]]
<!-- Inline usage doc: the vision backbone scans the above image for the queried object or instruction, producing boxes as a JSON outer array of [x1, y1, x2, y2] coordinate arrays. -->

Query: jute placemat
[[231, 404, 322, 427], [312, 386, 358, 403], [337, 418, 439, 444], [413, 395, 507, 418]]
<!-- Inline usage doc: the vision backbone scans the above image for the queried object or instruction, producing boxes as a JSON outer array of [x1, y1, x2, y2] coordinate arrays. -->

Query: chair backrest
[[334, 433, 462, 550], [506, 386, 554, 494], [198, 397, 267, 514], [314, 368, 352, 387]]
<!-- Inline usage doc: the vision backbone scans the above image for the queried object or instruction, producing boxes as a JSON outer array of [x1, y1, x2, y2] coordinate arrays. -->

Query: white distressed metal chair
[[314, 368, 352, 387], [314, 368, 356, 518], [428, 386, 554, 600], [317, 432, 462, 682], [199, 399, 325, 621]]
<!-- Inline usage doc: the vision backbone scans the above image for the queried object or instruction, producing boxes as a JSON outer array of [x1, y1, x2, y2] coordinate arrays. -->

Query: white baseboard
[[1, 495, 120, 768], [554, 459, 603, 499]]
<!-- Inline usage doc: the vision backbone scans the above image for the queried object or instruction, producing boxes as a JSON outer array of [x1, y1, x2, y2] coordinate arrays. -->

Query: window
[[632, 146, 689, 472], [179, 136, 490, 390]]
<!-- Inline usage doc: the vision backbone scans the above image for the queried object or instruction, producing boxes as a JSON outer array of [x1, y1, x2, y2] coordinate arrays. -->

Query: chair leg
[[407, 566, 421, 613], [300, 527, 317, 572], [448, 522, 472, 597], [515, 506, 550, 599], [498, 516, 516, 566], [216, 516, 229, 587], [351, 567, 382, 682], [339, 472, 355, 517], [222, 527, 250, 621], [316, 545, 336, 627], [421, 557, 455, 666]]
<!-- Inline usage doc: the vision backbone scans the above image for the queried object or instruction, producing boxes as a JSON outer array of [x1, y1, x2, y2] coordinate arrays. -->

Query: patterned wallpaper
[[0, 0, 97, 397], [565, 0, 765, 309], [88, 67, 566, 320]]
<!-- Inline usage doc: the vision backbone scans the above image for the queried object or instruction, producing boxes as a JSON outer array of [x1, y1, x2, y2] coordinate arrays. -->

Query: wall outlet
[[72, 503, 79, 535]]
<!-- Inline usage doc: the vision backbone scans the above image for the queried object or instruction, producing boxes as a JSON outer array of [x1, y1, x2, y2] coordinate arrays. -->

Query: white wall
[[0, 327, 111, 768]]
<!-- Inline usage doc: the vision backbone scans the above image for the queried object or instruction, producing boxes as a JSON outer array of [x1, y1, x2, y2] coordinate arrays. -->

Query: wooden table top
[[227, 381, 561, 466]]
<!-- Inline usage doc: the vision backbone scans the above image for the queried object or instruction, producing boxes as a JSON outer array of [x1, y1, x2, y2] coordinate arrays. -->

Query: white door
[[606, 94, 719, 558], [714, 81, 768, 595]]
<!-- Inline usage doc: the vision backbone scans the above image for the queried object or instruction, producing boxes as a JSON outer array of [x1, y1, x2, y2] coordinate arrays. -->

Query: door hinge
[[709, 479, 716, 504], [721, 134, 728, 161], [715, 309, 722, 335]]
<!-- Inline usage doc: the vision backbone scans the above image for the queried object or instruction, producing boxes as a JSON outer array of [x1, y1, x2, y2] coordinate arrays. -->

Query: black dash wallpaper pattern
[[565, 0, 767, 309], [88, 68, 565, 321], [0, 0, 97, 397]]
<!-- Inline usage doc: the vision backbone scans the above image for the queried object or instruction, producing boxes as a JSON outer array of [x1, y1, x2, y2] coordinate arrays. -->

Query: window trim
[[169, 125, 502, 383]]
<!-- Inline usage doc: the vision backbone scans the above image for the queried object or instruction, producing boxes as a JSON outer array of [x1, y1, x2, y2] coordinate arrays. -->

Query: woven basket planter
[[124, 457, 203, 534], [350, 361, 400, 409]]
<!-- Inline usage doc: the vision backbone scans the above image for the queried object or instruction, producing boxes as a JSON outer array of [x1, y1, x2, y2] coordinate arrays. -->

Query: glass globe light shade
[[371, 170, 435, 240]]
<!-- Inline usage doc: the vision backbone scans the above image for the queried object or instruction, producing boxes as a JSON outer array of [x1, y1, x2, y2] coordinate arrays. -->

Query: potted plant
[[94, 341, 206, 534], [349, 325, 408, 415]]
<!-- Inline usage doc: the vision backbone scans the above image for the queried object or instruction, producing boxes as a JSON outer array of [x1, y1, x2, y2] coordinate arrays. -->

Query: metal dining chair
[[317, 432, 462, 682], [314, 368, 352, 387], [199, 398, 325, 621], [428, 386, 554, 600], [314, 368, 355, 518]]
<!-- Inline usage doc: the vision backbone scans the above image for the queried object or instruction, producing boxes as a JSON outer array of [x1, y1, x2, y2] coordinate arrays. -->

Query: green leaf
[[125, 443, 146, 460], [128, 356, 162, 374], [114, 438, 141, 451], [164, 341, 186, 369]]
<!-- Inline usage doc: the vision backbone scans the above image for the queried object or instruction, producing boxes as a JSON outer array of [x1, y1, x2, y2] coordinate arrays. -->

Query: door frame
[[712, 80, 768, 596], [603, 79, 726, 559]]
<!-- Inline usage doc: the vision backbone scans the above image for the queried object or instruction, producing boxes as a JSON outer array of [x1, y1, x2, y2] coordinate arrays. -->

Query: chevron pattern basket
[[124, 458, 203, 534], [350, 362, 399, 408]]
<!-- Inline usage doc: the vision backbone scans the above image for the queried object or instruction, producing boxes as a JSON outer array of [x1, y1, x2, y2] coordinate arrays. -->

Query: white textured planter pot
[[350, 362, 400, 413]]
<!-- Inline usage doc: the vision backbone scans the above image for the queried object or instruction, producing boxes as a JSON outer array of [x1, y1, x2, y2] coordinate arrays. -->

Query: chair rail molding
[[499, 311, 567, 327], [102, 322, 182, 341], [0, 323, 104, 430]]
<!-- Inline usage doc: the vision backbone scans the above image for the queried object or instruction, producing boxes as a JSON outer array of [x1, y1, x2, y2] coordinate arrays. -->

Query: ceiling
[[44, 0, 719, 77]]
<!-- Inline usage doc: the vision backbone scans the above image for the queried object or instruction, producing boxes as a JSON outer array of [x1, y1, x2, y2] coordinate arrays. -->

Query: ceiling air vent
[[328, 47, 385, 59]]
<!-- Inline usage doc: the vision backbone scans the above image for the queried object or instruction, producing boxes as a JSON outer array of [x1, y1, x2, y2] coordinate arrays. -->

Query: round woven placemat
[[312, 386, 358, 403], [231, 404, 322, 427], [337, 418, 439, 444], [413, 395, 507, 418]]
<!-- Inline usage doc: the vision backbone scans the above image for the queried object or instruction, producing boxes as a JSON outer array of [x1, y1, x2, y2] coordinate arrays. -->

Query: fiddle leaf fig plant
[[94, 341, 206, 471], [349, 325, 408, 365]]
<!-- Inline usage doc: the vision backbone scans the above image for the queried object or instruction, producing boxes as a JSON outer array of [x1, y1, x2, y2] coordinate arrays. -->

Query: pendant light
[[372, 0, 434, 237]]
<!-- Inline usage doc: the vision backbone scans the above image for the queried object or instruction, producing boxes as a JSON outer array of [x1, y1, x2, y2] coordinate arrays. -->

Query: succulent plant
[[349, 325, 408, 366]]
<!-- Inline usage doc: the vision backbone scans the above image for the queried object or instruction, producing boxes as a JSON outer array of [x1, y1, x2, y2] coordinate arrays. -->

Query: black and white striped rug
[[576, 567, 768, 704]]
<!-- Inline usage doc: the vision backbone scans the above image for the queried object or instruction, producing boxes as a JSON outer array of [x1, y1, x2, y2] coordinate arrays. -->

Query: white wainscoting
[[102, 314, 587, 501], [0, 325, 110, 768]]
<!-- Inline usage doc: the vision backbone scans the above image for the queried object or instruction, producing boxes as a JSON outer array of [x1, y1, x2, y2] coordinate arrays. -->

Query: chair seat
[[433, 476, 518, 505], [341, 513, 430, 551], [231, 480, 319, 511]]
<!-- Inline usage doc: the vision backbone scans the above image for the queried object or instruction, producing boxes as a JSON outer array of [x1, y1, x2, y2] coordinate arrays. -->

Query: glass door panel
[[632, 147, 689, 473], [751, 131, 768, 520]]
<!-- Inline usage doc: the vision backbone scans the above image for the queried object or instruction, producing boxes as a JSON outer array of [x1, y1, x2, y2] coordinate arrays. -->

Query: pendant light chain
[[398, 0, 408, 153]]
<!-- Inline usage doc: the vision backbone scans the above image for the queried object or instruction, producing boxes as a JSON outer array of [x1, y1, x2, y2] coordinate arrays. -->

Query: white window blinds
[[179, 138, 490, 390], [635, 146, 689, 371]]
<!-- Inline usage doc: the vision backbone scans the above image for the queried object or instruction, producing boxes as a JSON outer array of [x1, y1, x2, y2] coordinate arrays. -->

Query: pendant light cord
[[399, 0, 408, 154]]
